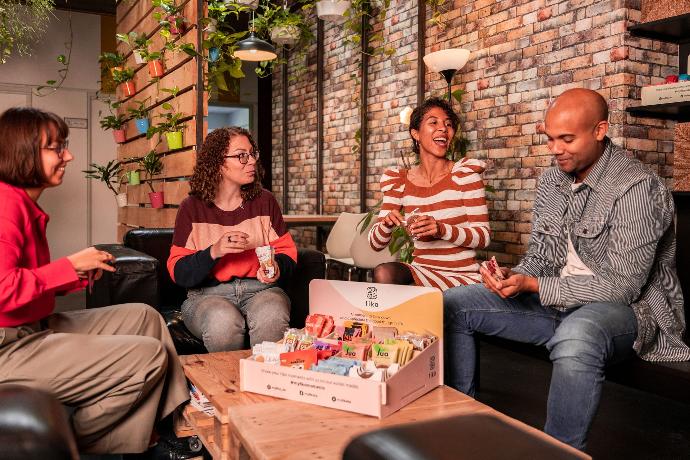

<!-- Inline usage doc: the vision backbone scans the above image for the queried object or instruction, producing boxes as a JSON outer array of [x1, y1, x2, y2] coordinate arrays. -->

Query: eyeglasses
[[43, 141, 69, 158], [224, 151, 259, 164]]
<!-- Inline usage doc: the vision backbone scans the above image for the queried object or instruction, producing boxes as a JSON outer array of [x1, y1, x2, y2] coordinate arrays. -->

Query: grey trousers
[[181, 278, 290, 352], [0, 303, 189, 454]]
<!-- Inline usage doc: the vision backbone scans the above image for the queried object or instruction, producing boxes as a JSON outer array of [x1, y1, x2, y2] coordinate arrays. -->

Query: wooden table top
[[181, 351, 589, 460]]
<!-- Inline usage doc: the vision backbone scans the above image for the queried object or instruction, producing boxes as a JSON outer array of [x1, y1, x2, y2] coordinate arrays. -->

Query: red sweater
[[0, 181, 83, 327]]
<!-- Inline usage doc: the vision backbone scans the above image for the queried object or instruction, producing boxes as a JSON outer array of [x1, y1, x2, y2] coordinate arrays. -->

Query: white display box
[[240, 280, 443, 418], [641, 80, 690, 106]]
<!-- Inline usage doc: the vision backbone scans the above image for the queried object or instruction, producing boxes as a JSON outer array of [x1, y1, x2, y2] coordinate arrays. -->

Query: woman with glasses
[[0, 107, 189, 455], [168, 127, 296, 352], [369, 97, 491, 290]]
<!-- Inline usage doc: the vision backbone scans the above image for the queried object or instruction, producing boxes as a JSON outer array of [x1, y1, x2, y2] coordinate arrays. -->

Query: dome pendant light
[[233, 10, 278, 62]]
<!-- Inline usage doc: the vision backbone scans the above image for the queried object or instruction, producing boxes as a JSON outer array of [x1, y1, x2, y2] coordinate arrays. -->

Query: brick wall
[[274, 0, 677, 262]]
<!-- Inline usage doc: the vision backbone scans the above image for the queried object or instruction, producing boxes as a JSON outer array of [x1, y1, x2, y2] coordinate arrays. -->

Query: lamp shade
[[232, 32, 278, 61], [423, 48, 471, 73]]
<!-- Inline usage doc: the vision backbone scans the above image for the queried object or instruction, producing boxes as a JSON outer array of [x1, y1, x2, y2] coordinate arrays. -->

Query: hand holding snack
[[382, 209, 405, 228], [256, 246, 280, 284], [406, 213, 439, 240], [210, 231, 249, 259], [480, 257, 538, 298]]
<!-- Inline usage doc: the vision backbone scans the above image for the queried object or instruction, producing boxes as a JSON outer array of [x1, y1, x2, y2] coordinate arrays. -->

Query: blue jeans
[[443, 284, 637, 450], [182, 278, 290, 352]]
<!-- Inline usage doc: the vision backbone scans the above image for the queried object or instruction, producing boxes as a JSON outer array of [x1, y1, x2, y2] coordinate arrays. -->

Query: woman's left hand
[[408, 214, 440, 240], [257, 263, 280, 284]]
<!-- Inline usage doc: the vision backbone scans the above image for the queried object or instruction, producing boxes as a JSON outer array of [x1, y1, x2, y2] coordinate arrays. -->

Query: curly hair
[[189, 127, 264, 205], [408, 97, 460, 156]]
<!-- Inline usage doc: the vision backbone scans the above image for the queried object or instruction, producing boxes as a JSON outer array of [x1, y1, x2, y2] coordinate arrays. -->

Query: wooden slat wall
[[114, 0, 207, 240]]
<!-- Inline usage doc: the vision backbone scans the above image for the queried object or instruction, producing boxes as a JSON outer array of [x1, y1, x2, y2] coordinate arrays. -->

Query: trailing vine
[[343, 0, 393, 58], [35, 6, 73, 96], [0, 0, 54, 64]]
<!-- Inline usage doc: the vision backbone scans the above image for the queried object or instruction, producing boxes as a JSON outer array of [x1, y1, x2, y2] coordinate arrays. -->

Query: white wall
[[0, 10, 118, 260]]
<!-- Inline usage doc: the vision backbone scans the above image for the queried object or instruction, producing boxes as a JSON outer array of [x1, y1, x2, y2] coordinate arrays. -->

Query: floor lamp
[[423, 49, 471, 102]]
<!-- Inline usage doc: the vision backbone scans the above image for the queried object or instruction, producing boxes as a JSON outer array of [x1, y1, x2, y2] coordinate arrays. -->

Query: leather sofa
[[87, 228, 326, 354]]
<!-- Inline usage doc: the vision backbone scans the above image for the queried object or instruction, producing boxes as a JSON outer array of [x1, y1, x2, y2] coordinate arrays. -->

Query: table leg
[[216, 416, 239, 460]]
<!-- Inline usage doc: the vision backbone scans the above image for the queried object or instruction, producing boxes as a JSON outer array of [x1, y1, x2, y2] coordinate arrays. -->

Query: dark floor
[[476, 342, 690, 459]]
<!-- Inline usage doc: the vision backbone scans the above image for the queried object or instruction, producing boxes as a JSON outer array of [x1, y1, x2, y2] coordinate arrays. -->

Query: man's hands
[[210, 231, 250, 260], [257, 263, 280, 284], [67, 247, 115, 280], [480, 266, 538, 299]]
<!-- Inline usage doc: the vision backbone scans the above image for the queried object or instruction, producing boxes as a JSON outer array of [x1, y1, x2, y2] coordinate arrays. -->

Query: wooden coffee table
[[178, 351, 589, 460]]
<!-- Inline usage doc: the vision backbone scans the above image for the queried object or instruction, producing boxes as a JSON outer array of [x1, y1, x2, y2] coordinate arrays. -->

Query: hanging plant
[[152, 0, 188, 35], [315, 0, 350, 23], [116, 31, 151, 64], [343, 0, 393, 58], [0, 0, 54, 64]]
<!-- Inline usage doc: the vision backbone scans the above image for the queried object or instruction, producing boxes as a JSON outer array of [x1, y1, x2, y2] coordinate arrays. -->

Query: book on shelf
[[188, 382, 214, 416]]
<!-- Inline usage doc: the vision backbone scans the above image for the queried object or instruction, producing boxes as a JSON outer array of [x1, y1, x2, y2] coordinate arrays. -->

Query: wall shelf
[[628, 13, 690, 44], [626, 101, 690, 122]]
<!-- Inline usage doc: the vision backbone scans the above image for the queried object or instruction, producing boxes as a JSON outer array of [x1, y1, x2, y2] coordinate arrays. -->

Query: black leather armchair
[[88, 228, 326, 354], [0, 385, 79, 460]]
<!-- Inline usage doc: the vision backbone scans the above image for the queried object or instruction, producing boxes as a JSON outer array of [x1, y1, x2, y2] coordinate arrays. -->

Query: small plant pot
[[128, 170, 140, 185], [135, 118, 150, 135], [116, 192, 128, 207], [204, 17, 217, 33], [149, 191, 165, 209], [148, 60, 164, 78], [165, 131, 183, 150], [120, 81, 136, 97], [209, 47, 220, 62], [112, 129, 126, 144], [109, 65, 123, 76], [270, 25, 300, 46], [316, 0, 350, 23], [133, 50, 146, 64]]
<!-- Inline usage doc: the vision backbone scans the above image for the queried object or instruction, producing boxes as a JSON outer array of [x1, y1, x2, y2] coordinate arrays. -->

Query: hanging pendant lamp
[[233, 10, 278, 62]]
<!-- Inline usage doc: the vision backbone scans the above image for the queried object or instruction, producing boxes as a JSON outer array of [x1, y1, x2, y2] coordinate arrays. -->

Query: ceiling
[[54, 0, 116, 16]]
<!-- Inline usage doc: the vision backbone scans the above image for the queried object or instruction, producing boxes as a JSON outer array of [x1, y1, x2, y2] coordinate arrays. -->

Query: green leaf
[[46, 80, 56, 85]]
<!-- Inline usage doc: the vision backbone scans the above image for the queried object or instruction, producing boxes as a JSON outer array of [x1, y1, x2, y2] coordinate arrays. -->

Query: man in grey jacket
[[443, 88, 689, 450]]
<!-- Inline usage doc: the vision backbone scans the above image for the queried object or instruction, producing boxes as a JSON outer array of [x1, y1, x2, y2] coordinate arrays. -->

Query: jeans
[[443, 283, 637, 450], [181, 278, 290, 352]]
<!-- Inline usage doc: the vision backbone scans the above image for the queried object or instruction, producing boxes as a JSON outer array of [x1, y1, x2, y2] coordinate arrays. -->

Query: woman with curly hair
[[167, 127, 296, 351], [369, 97, 490, 290]]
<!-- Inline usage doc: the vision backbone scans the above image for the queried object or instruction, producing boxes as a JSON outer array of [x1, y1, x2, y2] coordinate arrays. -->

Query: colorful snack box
[[372, 343, 400, 367], [255, 245, 276, 278]]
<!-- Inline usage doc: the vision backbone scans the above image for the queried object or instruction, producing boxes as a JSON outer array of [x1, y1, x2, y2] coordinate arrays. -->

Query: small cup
[[405, 214, 421, 240], [255, 245, 275, 278]]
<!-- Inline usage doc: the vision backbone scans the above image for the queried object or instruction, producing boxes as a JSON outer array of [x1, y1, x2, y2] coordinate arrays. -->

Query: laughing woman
[[168, 127, 297, 352], [369, 97, 491, 290], [0, 107, 188, 455]]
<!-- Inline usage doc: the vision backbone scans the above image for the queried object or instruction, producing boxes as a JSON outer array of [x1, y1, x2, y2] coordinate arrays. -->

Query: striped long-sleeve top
[[167, 190, 297, 289], [512, 139, 689, 362], [369, 158, 491, 290]]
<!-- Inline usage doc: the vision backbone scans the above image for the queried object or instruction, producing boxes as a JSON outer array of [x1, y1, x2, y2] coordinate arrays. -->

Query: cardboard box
[[641, 81, 690, 106], [240, 280, 443, 418]]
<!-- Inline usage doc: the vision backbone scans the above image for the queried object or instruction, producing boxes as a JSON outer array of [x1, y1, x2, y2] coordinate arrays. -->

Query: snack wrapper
[[481, 256, 505, 281]]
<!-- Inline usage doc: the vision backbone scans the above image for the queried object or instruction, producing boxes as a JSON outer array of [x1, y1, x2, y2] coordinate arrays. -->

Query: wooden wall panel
[[118, 207, 178, 228], [115, 0, 202, 232]]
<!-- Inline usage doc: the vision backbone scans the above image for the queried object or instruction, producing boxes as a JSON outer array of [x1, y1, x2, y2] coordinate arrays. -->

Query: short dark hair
[[189, 126, 264, 205], [0, 107, 68, 187], [409, 97, 460, 155]]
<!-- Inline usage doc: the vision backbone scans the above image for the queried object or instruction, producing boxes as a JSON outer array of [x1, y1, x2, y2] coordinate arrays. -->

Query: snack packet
[[280, 349, 318, 370], [255, 245, 276, 278], [480, 256, 505, 281]]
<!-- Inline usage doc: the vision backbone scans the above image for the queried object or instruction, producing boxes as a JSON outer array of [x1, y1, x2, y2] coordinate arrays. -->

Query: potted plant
[[152, 0, 188, 35], [224, 0, 259, 10], [100, 113, 128, 144], [112, 67, 136, 97], [141, 49, 165, 78], [83, 160, 128, 207], [150, 86, 186, 150], [255, 4, 310, 47], [315, 0, 350, 23], [116, 31, 151, 64], [127, 98, 151, 135], [98, 52, 126, 75], [138, 150, 164, 208]]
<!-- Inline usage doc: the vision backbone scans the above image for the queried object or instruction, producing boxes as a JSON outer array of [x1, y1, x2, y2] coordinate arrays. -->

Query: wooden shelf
[[629, 13, 690, 44], [626, 101, 690, 122]]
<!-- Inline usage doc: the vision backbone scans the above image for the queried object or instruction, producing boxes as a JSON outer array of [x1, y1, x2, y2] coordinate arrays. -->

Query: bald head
[[546, 88, 609, 126]]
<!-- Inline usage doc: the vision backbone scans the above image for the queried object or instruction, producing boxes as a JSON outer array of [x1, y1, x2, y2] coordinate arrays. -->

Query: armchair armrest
[[0, 385, 78, 460], [87, 244, 159, 310]]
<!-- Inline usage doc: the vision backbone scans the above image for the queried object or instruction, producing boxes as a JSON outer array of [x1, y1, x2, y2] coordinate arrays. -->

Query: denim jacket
[[513, 139, 689, 361]]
